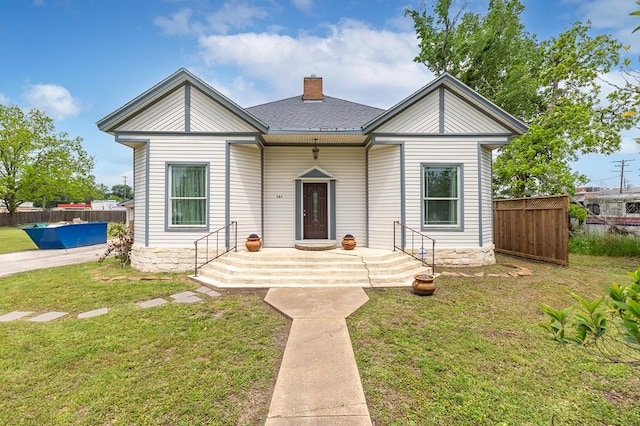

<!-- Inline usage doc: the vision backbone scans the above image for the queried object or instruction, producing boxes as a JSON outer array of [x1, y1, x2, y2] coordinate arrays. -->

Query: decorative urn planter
[[245, 234, 262, 252], [341, 234, 356, 250], [412, 273, 436, 296]]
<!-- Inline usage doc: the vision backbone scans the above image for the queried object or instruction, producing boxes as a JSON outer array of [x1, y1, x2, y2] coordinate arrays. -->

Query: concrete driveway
[[0, 244, 107, 278]]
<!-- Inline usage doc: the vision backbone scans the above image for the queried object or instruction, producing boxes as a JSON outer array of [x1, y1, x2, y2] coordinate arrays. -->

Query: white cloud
[[205, 2, 269, 34], [619, 128, 640, 154], [155, 2, 268, 36], [0, 92, 9, 105], [23, 83, 83, 120], [197, 19, 433, 108], [576, 0, 640, 52], [291, 0, 313, 12], [154, 8, 198, 35]]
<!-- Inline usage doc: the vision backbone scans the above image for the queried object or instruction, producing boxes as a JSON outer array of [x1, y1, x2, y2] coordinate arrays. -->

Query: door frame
[[295, 167, 336, 241]]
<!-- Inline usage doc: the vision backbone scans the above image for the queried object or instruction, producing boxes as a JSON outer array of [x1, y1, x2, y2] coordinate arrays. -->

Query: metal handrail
[[194, 221, 237, 276], [393, 221, 436, 273]]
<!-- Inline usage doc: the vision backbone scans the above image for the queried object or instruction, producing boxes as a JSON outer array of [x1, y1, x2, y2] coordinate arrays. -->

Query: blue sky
[[1, 0, 639, 191]]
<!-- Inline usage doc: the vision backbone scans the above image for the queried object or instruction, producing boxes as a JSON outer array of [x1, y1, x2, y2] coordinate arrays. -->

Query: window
[[586, 203, 600, 215], [168, 164, 207, 227], [422, 164, 461, 228], [626, 202, 640, 214]]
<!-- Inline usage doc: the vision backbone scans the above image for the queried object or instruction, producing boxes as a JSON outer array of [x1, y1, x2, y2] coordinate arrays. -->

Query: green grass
[[2, 254, 640, 424], [349, 254, 640, 425], [0, 259, 289, 425], [570, 233, 640, 257], [0, 227, 37, 254]]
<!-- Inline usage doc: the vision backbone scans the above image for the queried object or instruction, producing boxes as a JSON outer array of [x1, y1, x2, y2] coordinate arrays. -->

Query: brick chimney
[[303, 75, 323, 101]]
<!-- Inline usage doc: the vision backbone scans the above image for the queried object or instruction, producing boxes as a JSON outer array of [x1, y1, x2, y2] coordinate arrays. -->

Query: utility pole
[[123, 176, 128, 199], [613, 159, 634, 193]]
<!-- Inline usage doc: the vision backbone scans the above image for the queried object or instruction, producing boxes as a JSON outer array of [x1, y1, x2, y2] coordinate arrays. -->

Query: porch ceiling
[[261, 133, 369, 145]]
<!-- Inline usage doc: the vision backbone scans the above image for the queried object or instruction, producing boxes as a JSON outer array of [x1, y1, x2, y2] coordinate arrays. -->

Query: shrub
[[100, 226, 133, 266], [540, 268, 640, 366]]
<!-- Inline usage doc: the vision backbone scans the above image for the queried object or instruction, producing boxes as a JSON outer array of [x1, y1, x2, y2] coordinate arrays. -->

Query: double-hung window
[[422, 164, 461, 228], [167, 163, 208, 228]]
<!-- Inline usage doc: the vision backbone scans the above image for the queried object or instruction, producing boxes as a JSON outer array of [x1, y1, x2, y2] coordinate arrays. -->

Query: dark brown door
[[303, 183, 328, 239]]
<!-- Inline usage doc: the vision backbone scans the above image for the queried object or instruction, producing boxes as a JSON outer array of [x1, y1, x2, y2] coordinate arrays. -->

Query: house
[[97, 68, 527, 273]]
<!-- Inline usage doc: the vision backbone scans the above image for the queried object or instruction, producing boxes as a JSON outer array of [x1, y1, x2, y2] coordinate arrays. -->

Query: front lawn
[[349, 254, 640, 425], [1, 254, 639, 424], [0, 260, 289, 425]]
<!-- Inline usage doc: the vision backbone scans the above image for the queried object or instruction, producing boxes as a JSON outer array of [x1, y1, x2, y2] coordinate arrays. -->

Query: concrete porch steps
[[192, 248, 433, 288]]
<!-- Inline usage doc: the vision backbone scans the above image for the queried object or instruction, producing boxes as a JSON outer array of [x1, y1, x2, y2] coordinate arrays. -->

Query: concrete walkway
[[0, 244, 107, 278], [264, 287, 372, 425]]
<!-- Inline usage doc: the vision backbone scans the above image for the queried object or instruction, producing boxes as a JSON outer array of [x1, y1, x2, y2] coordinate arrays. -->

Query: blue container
[[23, 222, 108, 249]]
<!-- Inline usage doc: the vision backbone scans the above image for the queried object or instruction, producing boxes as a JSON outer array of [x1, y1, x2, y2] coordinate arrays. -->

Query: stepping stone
[[0, 311, 34, 322], [173, 295, 202, 304], [195, 286, 221, 297], [27, 312, 68, 322], [138, 298, 168, 308], [170, 291, 195, 299], [78, 308, 109, 319], [170, 291, 202, 303]]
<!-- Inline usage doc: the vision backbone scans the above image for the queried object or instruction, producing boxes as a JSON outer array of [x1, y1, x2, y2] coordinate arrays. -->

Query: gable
[[364, 73, 527, 136], [372, 87, 509, 134], [114, 84, 260, 133], [98, 68, 267, 135]]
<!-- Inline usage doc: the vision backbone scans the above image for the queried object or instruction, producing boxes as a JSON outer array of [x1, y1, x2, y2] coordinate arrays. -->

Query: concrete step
[[194, 248, 433, 288]]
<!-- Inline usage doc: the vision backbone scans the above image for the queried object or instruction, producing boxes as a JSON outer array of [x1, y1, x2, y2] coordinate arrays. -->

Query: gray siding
[[190, 88, 258, 132], [122, 134, 254, 247], [117, 88, 185, 132], [229, 143, 262, 245], [368, 144, 401, 249], [444, 90, 508, 134], [374, 136, 508, 248], [480, 146, 494, 246], [375, 90, 439, 133], [263, 146, 366, 247], [133, 145, 147, 245]]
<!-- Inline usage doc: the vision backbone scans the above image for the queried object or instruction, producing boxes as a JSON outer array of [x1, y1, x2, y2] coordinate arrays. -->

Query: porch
[[190, 247, 433, 288]]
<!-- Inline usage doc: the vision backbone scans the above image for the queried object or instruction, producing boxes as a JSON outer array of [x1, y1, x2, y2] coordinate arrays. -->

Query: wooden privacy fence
[[0, 210, 126, 227], [493, 195, 569, 266]]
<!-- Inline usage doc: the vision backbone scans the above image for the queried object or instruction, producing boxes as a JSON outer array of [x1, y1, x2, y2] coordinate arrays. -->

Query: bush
[[100, 226, 133, 266], [540, 268, 640, 366], [569, 234, 640, 257]]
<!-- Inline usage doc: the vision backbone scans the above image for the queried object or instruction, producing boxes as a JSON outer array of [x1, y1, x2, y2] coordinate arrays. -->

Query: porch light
[[312, 138, 319, 160]]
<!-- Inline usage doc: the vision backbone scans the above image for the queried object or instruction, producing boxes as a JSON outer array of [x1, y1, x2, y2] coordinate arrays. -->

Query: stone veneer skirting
[[130, 244, 496, 273], [131, 245, 196, 273]]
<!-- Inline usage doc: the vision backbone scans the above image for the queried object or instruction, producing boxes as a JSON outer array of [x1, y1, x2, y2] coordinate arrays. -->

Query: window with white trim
[[422, 164, 461, 227], [168, 164, 207, 227]]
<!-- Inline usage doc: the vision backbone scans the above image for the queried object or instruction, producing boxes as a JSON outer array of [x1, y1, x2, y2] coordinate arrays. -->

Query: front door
[[303, 182, 328, 239]]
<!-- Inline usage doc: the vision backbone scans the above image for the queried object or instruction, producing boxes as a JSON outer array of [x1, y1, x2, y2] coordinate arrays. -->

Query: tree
[[0, 104, 96, 219], [406, 1, 640, 197], [108, 184, 132, 200]]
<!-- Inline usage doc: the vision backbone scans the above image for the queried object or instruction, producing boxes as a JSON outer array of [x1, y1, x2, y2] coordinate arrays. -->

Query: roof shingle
[[246, 95, 385, 131]]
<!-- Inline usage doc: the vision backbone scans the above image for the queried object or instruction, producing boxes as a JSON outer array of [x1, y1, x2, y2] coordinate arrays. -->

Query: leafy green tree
[[406, 1, 640, 197], [0, 104, 96, 220], [108, 184, 133, 201], [94, 183, 109, 200]]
